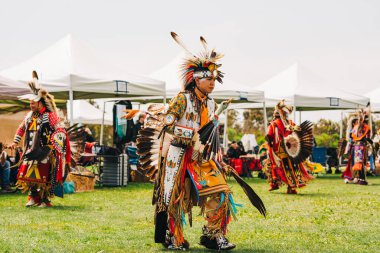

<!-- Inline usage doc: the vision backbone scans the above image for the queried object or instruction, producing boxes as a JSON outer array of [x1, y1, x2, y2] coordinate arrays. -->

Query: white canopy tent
[[0, 75, 29, 99], [254, 63, 371, 146], [366, 87, 380, 112], [255, 63, 369, 111], [0, 34, 166, 123], [67, 100, 113, 125]]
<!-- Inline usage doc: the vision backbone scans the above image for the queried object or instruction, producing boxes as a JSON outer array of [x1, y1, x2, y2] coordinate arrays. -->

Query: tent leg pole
[[339, 111, 343, 139], [369, 104, 373, 138], [163, 89, 167, 106], [69, 89, 74, 126], [263, 101, 268, 131], [339, 111, 343, 166], [299, 111, 302, 124], [223, 109, 228, 152], [100, 101, 106, 145]]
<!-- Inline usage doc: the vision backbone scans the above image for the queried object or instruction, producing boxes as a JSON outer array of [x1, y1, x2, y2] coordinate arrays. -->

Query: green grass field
[[0, 175, 379, 253]]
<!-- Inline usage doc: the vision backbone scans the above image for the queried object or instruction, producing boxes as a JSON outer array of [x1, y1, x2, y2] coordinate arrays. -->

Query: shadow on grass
[[296, 192, 331, 197], [311, 174, 343, 180], [268, 191, 331, 197], [50, 205, 86, 211], [157, 248, 274, 253], [95, 182, 153, 191]]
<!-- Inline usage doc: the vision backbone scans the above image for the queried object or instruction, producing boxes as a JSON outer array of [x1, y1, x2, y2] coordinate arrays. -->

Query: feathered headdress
[[274, 99, 294, 117], [171, 32, 224, 89], [346, 103, 371, 140], [18, 71, 58, 113]]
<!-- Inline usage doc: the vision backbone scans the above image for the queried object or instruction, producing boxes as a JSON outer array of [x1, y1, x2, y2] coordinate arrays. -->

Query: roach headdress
[[171, 32, 224, 89], [18, 71, 58, 113], [274, 99, 294, 119]]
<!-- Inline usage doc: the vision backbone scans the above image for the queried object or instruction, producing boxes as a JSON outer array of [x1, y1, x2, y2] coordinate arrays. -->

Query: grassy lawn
[[0, 174, 379, 253]]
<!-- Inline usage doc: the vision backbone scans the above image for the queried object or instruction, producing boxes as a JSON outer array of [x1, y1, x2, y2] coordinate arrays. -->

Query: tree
[[226, 108, 269, 146], [313, 119, 340, 147], [313, 119, 340, 136], [314, 133, 340, 148], [226, 109, 242, 142]]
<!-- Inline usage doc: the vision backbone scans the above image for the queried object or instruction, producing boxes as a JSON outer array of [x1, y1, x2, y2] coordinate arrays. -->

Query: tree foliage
[[226, 108, 270, 146], [313, 119, 340, 135], [313, 119, 340, 147], [314, 133, 340, 148]]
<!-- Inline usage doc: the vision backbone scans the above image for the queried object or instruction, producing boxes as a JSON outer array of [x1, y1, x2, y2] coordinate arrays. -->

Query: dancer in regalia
[[341, 108, 371, 185], [12, 71, 70, 207], [265, 100, 314, 194], [128, 32, 266, 251]]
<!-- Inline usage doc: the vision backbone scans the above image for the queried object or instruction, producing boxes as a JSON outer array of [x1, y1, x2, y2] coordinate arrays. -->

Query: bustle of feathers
[[64, 123, 86, 166], [337, 138, 347, 158], [146, 103, 167, 114], [285, 120, 314, 164], [136, 106, 170, 182], [139, 128, 160, 139], [136, 141, 159, 150]]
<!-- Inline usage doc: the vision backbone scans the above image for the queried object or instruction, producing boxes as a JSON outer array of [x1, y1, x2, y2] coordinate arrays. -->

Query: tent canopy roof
[[0, 34, 165, 100], [0, 75, 29, 99], [150, 53, 264, 103], [366, 87, 380, 112], [255, 63, 369, 110]]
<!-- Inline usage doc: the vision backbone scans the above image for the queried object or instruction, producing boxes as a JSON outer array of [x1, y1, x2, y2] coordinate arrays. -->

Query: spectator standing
[[84, 127, 95, 143], [227, 141, 241, 159], [0, 143, 12, 193], [131, 113, 146, 142], [237, 141, 247, 156]]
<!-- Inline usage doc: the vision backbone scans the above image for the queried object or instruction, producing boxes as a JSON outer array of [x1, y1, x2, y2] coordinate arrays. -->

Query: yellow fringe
[[16, 180, 53, 199]]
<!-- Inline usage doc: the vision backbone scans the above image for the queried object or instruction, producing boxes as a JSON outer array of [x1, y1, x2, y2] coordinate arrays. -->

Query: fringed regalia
[[134, 33, 265, 251], [265, 100, 313, 194], [13, 71, 71, 207], [341, 108, 371, 185]]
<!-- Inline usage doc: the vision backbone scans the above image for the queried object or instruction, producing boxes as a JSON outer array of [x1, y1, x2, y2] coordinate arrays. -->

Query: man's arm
[[48, 111, 62, 131], [266, 123, 280, 168], [164, 93, 187, 134], [13, 120, 26, 147]]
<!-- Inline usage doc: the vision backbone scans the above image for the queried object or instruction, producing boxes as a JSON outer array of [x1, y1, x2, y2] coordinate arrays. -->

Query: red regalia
[[13, 71, 71, 207], [265, 100, 314, 194]]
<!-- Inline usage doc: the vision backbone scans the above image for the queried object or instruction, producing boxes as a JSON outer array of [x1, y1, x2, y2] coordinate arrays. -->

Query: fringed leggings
[[168, 192, 237, 247]]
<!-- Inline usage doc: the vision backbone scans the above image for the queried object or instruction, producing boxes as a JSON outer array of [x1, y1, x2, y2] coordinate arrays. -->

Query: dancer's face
[[29, 100, 41, 112], [196, 77, 215, 95]]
